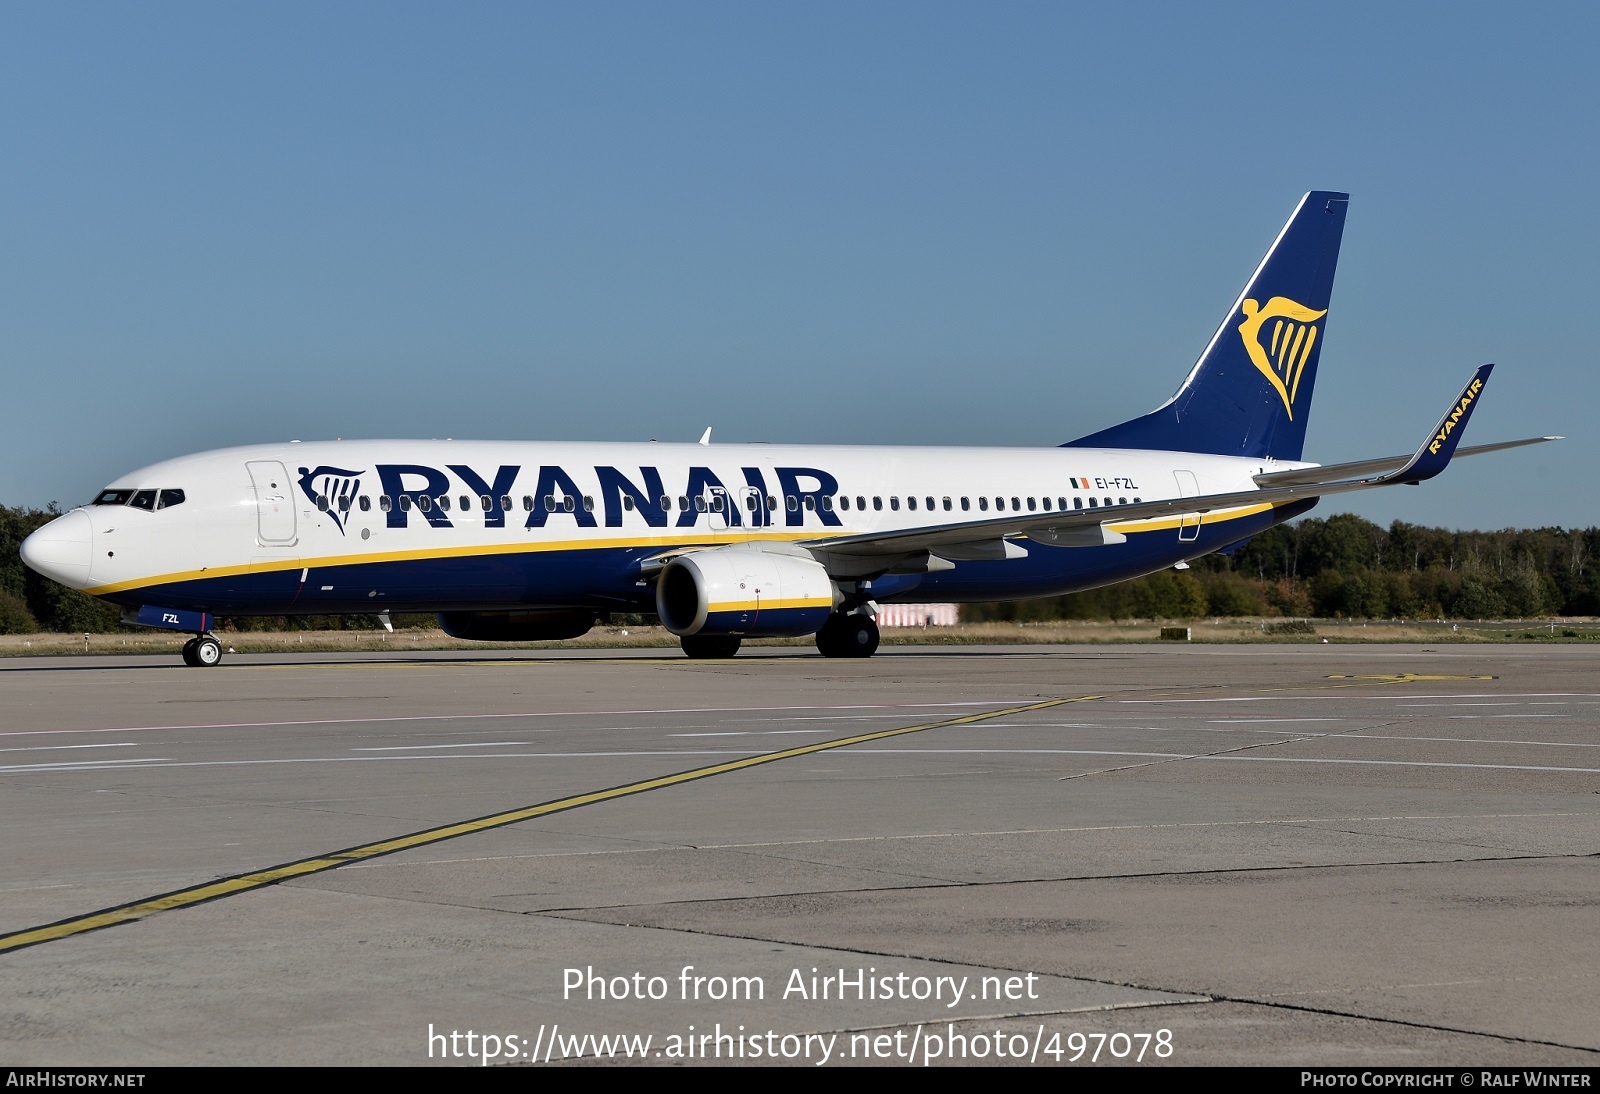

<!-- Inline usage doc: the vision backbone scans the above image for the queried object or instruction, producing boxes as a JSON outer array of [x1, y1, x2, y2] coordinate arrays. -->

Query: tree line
[[3, 502, 1596, 633], [965, 514, 1600, 623]]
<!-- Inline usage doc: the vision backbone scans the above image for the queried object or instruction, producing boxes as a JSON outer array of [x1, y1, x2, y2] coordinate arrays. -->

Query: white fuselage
[[29, 438, 1305, 618]]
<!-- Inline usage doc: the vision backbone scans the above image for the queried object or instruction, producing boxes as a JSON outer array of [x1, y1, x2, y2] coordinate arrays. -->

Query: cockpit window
[[128, 490, 157, 511], [93, 489, 135, 506], [157, 489, 186, 510]]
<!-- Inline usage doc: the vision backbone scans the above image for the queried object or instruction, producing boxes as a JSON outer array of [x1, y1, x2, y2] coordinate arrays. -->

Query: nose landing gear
[[181, 634, 223, 667]]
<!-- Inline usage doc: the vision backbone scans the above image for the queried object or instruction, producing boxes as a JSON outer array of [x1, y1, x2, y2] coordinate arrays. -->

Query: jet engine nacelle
[[655, 544, 839, 637], [436, 609, 596, 642]]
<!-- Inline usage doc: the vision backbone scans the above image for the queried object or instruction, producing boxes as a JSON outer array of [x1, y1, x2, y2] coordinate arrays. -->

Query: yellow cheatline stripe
[[0, 694, 1100, 955], [709, 597, 834, 612], [82, 528, 827, 596], [1105, 501, 1277, 534], [86, 500, 1291, 597]]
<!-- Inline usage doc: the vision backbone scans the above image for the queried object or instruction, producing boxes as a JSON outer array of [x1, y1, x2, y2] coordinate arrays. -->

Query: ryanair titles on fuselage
[[295, 460, 1145, 536], [356, 463, 841, 531]]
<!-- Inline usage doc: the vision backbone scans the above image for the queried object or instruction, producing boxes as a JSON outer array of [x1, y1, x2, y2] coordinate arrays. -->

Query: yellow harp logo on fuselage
[[1238, 296, 1327, 419]]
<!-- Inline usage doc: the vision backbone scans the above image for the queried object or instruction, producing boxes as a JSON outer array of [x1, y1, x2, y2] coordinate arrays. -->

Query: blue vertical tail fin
[[1064, 191, 1349, 461]]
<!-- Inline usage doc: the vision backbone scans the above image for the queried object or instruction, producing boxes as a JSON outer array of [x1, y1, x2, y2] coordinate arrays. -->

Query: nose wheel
[[181, 634, 223, 667]]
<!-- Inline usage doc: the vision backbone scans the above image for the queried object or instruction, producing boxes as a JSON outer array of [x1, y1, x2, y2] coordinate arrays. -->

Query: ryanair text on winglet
[[1428, 377, 1485, 455]]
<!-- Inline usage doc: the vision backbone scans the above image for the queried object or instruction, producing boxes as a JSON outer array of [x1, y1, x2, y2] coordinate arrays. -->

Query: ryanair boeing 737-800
[[20, 192, 1555, 665]]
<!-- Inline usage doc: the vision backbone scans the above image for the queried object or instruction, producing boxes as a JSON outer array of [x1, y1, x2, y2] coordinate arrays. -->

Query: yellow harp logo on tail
[[1238, 296, 1327, 419]]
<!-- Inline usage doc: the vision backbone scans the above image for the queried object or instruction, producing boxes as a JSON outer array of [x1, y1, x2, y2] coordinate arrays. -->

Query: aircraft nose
[[20, 509, 95, 589]]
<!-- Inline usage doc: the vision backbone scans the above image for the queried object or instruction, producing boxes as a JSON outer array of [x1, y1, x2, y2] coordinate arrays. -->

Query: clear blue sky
[[4, 2, 1594, 529]]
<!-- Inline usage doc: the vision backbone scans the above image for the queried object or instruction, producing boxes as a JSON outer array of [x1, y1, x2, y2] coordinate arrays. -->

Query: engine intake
[[656, 545, 837, 637]]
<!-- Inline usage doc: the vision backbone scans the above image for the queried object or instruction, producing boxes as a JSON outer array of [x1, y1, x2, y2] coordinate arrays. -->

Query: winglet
[[1383, 364, 1494, 484]]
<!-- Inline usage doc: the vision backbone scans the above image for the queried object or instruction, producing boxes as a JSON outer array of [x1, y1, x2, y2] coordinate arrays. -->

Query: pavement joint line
[[525, 850, 1592, 918], [326, 810, 1600, 870], [1055, 722, 1333, 782], [0, 694, 1100, 956], [1198, 993, 1600, 1055]]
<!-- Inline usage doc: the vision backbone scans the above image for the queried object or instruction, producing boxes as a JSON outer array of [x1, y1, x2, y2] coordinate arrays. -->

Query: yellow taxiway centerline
[[0, 694, 1101, 955]]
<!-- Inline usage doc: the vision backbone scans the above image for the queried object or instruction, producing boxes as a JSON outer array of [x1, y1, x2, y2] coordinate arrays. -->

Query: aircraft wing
[[803, 365, 1529, 563], [1253, 435, 1560, 488]]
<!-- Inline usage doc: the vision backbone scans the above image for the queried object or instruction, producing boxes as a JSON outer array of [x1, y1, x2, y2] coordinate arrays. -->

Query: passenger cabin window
[[890, 497, 900, 511], [906, 497, 916, 511], [1058, 497, 1067, 510], [872, 497, 883, 511], [942, 497, 952, 511], [710, 495, 722, 512], [522, 496, 534, 511], [960, 497, 970, 511], [92, 489, 134, 506], [659, 496, 671, 512], [480, 494, 492, 511], [460, 495, 472, 511], [1088, 497, 1098, 508], [1073, 497, 1083, 509], [927, 497, 935, 510], [821, 495, 832, 511], [786, 496, 798, 512], [856, 496, 865, 510], [623, 495, 636, 511], [695, 495, 708, 512], [316, 495, 330, 512], [359, 496, 372, 512], [839, 496, 850, 510], [338, 495, 352, 512], [979, 497, 989, 511], [767, 495, 777, 510], [399, 496, 412, 511], [157, 489, 186, 510], [1027, 497, 1036, 511], [438, 496, 451, 511], [418, 495, 432, 512], [500, 495, 512, 511], [128, 490, 157, 511], [563, 496, 575, 513], [804, 496, 815, 511], [380, 496, 393, 512], [744, 495, 756, 511]]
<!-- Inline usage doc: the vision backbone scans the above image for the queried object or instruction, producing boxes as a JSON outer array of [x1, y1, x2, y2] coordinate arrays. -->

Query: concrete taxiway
[[0, 643, 1596, 1066]]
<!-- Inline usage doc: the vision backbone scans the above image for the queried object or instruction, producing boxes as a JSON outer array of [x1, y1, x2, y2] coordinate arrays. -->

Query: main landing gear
[[181, 633, 223, 667], [815, 612, 879, 658]]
